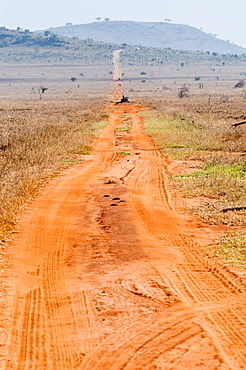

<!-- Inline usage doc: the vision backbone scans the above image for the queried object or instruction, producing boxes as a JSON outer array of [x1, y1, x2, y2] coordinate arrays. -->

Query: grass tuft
[[116, 151, 131, 156]]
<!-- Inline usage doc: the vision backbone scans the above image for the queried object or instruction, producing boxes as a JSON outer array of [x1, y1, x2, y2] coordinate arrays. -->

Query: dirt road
[[1, 100, 246, 370]]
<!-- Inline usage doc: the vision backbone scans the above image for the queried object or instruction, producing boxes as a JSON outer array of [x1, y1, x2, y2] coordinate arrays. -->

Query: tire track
[[122, 107, 246, 369], [2, 102, 246, 370]]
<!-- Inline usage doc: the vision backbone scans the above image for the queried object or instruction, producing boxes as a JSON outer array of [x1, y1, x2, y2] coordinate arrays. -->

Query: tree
[[41, 87, 48, 94], [95, 17, 101, 22], [104, 18, 110, 22], [44, 31, 51, 37], [178, 86, 189, 98], [235, 80, 245, 88]]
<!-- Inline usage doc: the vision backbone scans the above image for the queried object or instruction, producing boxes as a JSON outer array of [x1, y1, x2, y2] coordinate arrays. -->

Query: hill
[[0, 27, 246, 69], [44, 21, 246, 55], [0, 27, 68, 47]]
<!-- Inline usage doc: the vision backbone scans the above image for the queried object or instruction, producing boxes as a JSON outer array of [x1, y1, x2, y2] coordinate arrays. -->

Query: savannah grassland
[[0, 40, 246, 270], [125, 62, 246, 268]]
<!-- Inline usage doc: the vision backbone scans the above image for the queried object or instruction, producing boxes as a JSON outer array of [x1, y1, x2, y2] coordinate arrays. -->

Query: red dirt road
[[1, 103, 246, 369]]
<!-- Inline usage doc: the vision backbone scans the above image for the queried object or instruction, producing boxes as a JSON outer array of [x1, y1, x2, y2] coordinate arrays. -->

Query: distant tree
[[104, 18, 110, 22], [178, 86, 189, 98], [95, 17, 101, 22], [71, 77, 77, 82], [181, 62, 184, 67], [41, 87, 48, 94], [66, 22, 73, 26], [17, 27, 21, 32], [44, 31, 51, 37], [164, 19, 172, 22], [235, 80, 245, 88]]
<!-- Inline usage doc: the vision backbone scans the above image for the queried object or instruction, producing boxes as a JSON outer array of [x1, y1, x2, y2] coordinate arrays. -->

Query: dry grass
[[0, 98, 108, 239], [143, 94, 246, 267], [205, 229, 246, 269], [143, 96, 246, 157], [143, 95, 246, 226]]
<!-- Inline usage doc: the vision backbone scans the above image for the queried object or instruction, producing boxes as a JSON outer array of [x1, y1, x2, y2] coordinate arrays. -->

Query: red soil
[[1, 103, 246, 370]]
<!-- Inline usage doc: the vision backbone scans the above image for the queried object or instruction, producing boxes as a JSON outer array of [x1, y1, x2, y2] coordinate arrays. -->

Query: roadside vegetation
[[143, 95, 246, 268], [206, 228, 246, 269], [0, 27, 245, 268], [0, 99, 107, 239]]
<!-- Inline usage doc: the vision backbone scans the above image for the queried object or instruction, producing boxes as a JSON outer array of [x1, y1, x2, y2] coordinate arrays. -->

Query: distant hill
[[1, 26, 245, 68], [44, 21, 246, 55], [0, 27, 68, 47]]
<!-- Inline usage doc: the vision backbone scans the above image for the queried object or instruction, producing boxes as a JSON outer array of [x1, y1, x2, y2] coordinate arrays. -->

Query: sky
[[0, 0, 246, 47]]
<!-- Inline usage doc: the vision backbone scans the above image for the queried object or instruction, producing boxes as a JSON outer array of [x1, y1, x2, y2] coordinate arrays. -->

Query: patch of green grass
[[63, 159, 77, 163], [143, 116, 205, 158], [174, 163, 246, 180], [116, 127, 131, 131], [78, 150, 91, 155], [116, 151, 131, 156], [171, 163, 246, 199]]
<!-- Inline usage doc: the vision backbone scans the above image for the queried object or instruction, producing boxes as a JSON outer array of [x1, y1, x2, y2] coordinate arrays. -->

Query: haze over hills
[[45, 21, 246, 55]]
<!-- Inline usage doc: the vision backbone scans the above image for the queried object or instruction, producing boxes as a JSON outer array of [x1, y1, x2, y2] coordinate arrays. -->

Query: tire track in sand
[[1, 102, 246, 370]]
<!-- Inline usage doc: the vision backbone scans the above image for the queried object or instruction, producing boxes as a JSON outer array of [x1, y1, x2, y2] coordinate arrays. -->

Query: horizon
[[0, 0, 246, 47], [0, 0, 245, 48]]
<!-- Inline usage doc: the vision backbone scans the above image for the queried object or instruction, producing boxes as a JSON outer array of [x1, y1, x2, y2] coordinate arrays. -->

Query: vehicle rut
[[1, 102, 246, 370]]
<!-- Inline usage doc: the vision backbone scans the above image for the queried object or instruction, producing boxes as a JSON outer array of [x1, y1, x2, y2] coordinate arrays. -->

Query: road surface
[[1, 102, 246, 370]]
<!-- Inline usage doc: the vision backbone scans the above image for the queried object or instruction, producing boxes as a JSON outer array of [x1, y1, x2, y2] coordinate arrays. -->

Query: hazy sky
[[0, 0, 246, 47]]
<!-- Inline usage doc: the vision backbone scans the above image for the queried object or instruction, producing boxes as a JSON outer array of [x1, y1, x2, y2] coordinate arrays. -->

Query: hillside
[[0, 27, 68, 47], [0, 26, 246, 68], [45, 21, 246, 55]]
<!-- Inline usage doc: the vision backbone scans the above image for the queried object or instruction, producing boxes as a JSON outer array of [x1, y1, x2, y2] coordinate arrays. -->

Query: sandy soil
[[1, 94, 246, 370]]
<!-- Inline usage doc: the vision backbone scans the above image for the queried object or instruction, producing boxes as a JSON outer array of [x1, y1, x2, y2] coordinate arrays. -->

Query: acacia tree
[[104, 18, 110, 22], [95, 17, 101, 22]]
